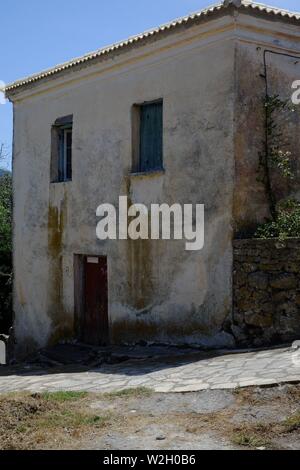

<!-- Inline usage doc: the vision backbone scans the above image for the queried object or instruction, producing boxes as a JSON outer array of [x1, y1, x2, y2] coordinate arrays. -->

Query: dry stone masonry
[[233, 239, 300, 346]]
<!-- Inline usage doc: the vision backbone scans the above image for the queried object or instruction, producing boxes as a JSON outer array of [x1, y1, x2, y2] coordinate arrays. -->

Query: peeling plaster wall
[[13, 13, 300, 356], [12, 26, 236, 355], [10, 4, 300, 358], [233, 14, 300, 236]]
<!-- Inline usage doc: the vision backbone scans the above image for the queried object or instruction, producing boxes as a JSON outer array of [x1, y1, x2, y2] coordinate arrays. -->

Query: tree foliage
[[0, 144, 12, 333]]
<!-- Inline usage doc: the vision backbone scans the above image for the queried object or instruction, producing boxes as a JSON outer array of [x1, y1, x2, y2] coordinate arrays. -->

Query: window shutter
[[140, 102, 163, 172], [58, 130, 64, 182], [66, 130, 72, 181]]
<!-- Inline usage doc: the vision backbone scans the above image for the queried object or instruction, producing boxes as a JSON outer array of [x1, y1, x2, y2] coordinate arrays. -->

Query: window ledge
[[130, 169, 165, 178], [50, 180, 72, 185]]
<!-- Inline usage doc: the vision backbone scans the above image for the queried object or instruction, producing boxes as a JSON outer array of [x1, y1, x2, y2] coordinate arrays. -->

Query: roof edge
[[5, 1, 300, 98]]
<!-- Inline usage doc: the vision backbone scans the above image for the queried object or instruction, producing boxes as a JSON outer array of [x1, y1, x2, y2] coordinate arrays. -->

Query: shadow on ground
[[0, 342, 247, 378]]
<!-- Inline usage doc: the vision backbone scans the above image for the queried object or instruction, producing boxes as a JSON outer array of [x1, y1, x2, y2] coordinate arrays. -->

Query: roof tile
[[5, 1, 300, 95]]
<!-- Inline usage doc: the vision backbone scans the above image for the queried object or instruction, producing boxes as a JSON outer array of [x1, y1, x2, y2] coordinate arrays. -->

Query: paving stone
[[0, 346, 300, 393]]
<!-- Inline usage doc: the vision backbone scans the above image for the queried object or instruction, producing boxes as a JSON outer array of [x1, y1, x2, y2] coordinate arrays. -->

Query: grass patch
[[103, 387, 153, 399], [231, 430, 270, 448], [283, 412, 300, 432], [35, 409, 106, 429], [230, 422, 273, 449], [230, 409, 300, 448], [233, 388, 265, 406], [0, 392, 108, 450], [40, 391, 88, 402]]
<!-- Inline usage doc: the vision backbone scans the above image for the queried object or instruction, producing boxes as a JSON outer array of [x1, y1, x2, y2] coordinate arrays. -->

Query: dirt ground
[[0, 385, 299, 450]]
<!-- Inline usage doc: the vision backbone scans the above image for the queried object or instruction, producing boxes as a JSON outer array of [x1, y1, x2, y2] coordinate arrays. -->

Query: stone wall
[[233, 239, 300, 347]]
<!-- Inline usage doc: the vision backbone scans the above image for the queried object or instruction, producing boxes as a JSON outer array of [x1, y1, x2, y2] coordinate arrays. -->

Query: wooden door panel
[[83, 256, 108, 345]]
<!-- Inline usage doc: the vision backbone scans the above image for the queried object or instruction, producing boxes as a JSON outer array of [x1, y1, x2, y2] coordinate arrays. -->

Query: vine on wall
[[255, 94, 300, 240]]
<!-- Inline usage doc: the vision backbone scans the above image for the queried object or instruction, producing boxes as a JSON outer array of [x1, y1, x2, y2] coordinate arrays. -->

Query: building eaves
[[5, 1, 300, 97]]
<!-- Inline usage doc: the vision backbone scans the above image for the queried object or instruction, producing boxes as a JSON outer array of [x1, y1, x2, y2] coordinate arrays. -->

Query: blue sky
[[0, 0, 299, 169]]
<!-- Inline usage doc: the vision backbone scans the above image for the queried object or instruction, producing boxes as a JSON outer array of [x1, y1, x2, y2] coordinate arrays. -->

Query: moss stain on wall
[[47, 193, 73, 344]]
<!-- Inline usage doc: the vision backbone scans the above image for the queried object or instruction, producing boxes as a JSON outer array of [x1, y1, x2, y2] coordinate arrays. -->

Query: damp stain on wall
[[47, 193, 73, 343]]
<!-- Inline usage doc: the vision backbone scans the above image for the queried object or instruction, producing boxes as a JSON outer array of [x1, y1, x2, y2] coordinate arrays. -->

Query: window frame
[[51, 115, 73, 183], [132, 99, 163, 174], [59, 125, 72, 182]]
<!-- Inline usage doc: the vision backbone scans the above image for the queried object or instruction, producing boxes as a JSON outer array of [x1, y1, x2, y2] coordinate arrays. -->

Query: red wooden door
[[83, 256, 108, 345]]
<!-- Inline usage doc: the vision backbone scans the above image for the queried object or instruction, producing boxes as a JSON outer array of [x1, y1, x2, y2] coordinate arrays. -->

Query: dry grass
[[40, 391, 88, 402], [0, 385, 299, 449], [230, 423, 272, 448], [102, 387, 153, 399], [229, 412, 300, 449], [0, 392, 109, 449], [283, 412, 300, 433]]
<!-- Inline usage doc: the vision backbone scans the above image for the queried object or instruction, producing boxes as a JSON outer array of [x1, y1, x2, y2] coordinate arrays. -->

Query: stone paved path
[[0, 345, 300, 394]]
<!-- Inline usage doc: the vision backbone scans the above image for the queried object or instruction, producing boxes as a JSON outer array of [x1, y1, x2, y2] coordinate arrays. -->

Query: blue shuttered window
[[139, 101, 163, 172], [51, 115, 73, 183]]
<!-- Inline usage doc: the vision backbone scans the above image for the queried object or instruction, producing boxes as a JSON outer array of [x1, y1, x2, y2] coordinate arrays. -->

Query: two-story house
[[5, 0, 300, 356]]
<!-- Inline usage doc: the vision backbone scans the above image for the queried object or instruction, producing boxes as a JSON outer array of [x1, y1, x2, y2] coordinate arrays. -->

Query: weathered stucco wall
[[12, 20, 236, 356], [12, 10, 300, 356], [233, 238, 300, 346], [231, 15, 300, 345], [233, 14, 300, 236]]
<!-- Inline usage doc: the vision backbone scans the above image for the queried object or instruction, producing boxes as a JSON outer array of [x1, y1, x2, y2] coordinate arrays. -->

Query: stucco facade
[[6, 1, 300, 356]]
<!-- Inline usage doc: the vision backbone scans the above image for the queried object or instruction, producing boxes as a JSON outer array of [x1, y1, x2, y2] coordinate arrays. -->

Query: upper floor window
[[132, 100, 163, 173], [51, 115, 73, 182]]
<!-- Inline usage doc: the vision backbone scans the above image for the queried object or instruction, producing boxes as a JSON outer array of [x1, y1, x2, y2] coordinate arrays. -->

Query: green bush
[[255, 94, 299, 240], [255, 199, 300, 241]]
